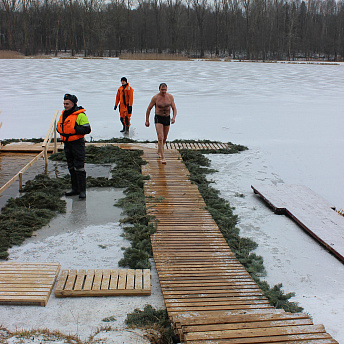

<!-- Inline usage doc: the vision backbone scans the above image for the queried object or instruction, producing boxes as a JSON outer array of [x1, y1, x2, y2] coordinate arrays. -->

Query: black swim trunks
[[154, 114, 170, 126]]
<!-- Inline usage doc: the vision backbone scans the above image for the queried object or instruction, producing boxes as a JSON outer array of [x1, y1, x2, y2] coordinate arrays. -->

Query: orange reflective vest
[[57, 109, 85, 142]]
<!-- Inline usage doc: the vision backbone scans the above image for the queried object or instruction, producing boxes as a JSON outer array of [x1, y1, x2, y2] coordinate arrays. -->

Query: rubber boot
[[120, 118, 125, 132], [65, 169, 80, 196], [76, 170, 87, 199], [124, 126, 129, 134]]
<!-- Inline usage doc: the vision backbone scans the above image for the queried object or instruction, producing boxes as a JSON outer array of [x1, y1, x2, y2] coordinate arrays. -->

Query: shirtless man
[[145, 83, 177, 164]]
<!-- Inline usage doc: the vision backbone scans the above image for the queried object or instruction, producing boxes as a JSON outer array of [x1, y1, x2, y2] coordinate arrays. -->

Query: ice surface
[[1, 59, 343, 209], [1, 59, 344, 342]]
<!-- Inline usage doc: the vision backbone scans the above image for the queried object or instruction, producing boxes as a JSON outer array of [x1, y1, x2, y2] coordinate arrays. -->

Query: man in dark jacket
[[57, 94, 91, 199]]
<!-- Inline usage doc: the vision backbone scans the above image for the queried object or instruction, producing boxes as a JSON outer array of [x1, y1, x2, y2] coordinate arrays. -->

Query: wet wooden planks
[[142, 148, 338, 344], [0, 141, 228, 154], [54, 269, 151, 297], [0, 262, 60, 306], [252, 184, 344, 262], [0, 142, 64, 153], [177, 312, 337, 343], [165, 142, 230, 151]]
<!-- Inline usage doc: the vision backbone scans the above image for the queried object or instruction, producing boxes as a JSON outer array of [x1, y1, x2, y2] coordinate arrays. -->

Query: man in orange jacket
[[114, 77, 134, 134], [57, 94, 91, 199]]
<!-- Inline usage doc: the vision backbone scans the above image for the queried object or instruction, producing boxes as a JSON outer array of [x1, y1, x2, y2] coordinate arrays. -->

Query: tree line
[[1, 0, 344, 61]]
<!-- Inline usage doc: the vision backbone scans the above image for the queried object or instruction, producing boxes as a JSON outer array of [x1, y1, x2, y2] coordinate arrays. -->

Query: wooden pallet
[[252, 184, 344, 262], [55, 269, 151, 297], [141, 147, 338, 344], [0, 262, 60, 306]]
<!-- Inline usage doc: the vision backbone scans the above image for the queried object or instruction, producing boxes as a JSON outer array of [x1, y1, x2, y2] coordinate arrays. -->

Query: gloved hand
[[127, 106, 132, 114], [114, 105, 117, 110]]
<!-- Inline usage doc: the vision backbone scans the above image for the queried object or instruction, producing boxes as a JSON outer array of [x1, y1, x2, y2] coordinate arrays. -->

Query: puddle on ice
[[0, 152, 116, 209], [26, 187, 125, 242]]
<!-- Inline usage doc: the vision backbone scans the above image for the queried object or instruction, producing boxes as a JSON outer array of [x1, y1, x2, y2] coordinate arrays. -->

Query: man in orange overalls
[[114, 77, 134, 134]]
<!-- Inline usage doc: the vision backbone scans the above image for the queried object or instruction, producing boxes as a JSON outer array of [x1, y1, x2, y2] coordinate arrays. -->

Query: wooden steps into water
[[252, 184, 344, 262], [54, 269, 151, 297], [0, 262, 60, 306], [142, 148, 338, 343]]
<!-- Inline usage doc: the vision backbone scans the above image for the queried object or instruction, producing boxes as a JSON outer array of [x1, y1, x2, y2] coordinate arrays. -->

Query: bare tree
[[192, 0, 208, 57], [1, 0, 19, 50]]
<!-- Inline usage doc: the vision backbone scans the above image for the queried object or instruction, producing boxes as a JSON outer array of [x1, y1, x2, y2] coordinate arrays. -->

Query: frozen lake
[[1, 58, 344, 342], [1, 58, 343, 210]]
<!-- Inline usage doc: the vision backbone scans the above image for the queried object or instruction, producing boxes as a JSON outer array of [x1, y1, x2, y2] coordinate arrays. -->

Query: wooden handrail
[[42, 110, 59, 168], [0, 110, 59, 195], [0, 151, 44, 194]]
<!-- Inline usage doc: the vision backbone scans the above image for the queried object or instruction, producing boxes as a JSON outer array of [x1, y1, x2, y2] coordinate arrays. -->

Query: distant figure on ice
[[57, 94, 91, 199], [114, 77, 134, 134], [145, 83, 177, 164]]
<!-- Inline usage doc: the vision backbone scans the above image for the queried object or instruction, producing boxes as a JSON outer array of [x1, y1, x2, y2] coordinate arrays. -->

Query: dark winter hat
[[64, 93, 78, 105], [121, 77, 127, 83]]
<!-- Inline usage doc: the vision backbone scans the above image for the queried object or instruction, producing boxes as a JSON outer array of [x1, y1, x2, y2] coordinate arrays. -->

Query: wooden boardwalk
[[55, 269, 151, 297], [0, 262, 60, 306], [0, 142, 64, 153], [165, 142, 231, 151], [142, 148, 338, 343], [0, 141, 230, 153], [252, 184, 344, 263]]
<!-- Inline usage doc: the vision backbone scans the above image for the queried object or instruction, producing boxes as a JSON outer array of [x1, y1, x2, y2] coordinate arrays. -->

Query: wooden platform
[[0, 262, 60, 306], [165, 142, 231, 151], [141, 148, 338, 343], [54, 269, 151, 297], [252, 184, 344, 262], [0, 142, 64, 153], [0, 141, 230, 153]]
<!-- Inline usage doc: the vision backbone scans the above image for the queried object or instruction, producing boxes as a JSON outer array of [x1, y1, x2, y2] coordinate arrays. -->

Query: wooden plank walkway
[[55, 269, 151, 297], [142, 148, 338, 343], [252, 184, 344, 262], [165, 142, 231, 151], [0, 262, 60, 306], [0, 142, 64, 153], [0, 141, 229, 153]]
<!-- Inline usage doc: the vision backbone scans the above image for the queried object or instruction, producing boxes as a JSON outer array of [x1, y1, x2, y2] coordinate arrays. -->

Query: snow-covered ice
[[207, 150, 344, 343], [1, 188, 165, 343], [1, 58, 343, 209], [0, 59, 344, 342]]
